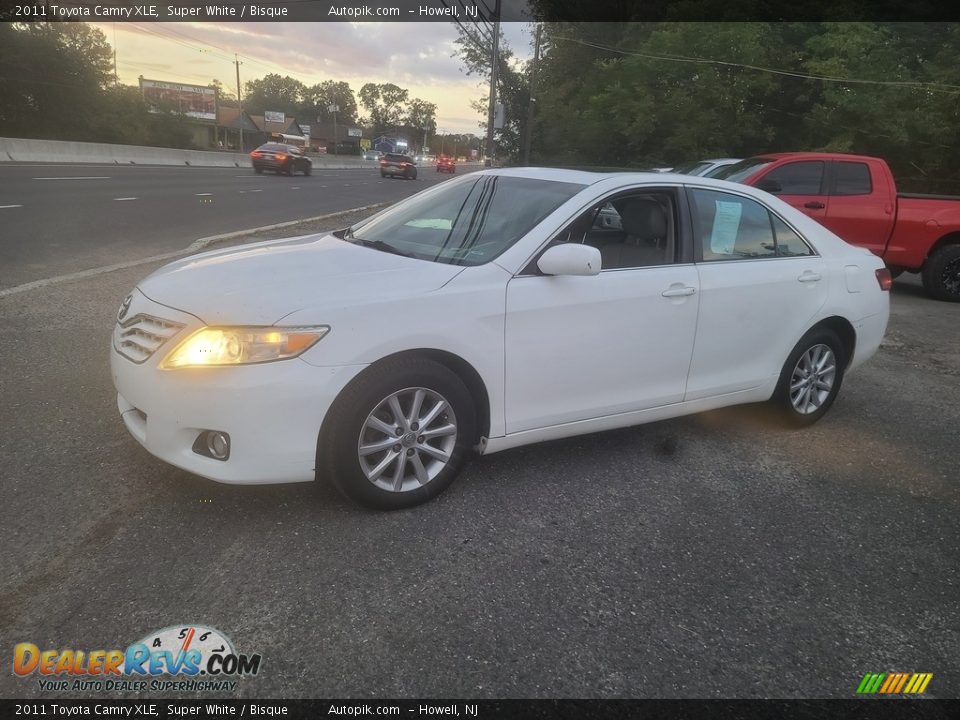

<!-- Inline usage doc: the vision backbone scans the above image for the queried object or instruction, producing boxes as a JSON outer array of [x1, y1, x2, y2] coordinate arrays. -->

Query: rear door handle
[[798, 272, 822, 283], [803, 201, 825, 210], [662, 286, 696, 297]]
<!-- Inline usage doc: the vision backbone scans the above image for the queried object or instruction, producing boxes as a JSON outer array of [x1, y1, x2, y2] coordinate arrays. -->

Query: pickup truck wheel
[[922, 245, 960, 302], [771, 327, 846, 428]]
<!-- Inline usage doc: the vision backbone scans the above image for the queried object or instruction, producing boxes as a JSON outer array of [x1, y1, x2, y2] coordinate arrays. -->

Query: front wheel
[[303, 164, 311, 176], [770, 327, 846, 427], [921, 244, 960, 302], [321, 358, 476, 510]]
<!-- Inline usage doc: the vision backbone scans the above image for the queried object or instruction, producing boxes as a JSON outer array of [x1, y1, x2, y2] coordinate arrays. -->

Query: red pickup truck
[[714, 152, 960, 301]]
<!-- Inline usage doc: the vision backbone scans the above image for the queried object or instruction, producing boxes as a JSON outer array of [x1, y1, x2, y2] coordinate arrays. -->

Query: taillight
[[876, 267, 893, 291], [250, 152, 261, 158], [380, 160, 388, 166], [276, 153, 287, 160]]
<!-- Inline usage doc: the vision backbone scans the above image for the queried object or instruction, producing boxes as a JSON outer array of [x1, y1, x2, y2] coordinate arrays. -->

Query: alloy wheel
[[357, 387, 458, 492], [789, 344, 837, 414]]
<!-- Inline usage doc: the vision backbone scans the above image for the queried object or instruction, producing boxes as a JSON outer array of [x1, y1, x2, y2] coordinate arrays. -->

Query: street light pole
[[235, 54, 244, 153], [484, 0, 501, 165]]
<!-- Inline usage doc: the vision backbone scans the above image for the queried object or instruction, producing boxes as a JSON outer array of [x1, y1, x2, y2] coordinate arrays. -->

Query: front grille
[[114, 313, 185, 364]]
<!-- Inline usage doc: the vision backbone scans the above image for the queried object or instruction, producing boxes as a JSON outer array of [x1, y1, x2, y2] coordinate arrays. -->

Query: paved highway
[[0, 162, 472, 291], [0, 163, 957, 699]]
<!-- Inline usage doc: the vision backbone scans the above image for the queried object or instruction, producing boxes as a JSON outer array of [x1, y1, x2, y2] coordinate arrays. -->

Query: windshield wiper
[[352, 238, 416, 258]]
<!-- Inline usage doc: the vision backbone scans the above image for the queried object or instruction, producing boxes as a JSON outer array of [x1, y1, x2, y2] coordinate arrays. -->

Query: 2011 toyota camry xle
[[110, 168, 890, 509]]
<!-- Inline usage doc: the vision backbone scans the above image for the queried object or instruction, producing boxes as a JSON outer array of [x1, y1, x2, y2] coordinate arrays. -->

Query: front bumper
[[110, 290, 366, 484]]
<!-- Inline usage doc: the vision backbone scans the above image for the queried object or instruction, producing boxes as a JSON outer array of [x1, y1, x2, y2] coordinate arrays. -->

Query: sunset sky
[[89, 22, 534, 134]]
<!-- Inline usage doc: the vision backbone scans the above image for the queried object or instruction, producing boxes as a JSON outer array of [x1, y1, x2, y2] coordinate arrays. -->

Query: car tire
[[320, 357, 476, 510], [921, 244, 960, 302], [254, 166, 263, 174], [285, 162, 295, 176], [304, 165, 311, 176], [771, 326, 846, 428]]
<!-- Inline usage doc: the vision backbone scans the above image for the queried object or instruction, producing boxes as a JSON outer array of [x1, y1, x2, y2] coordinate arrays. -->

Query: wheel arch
[[317, 348, 491, 465], [809, 315, 857, 369], [927, 231, 960, 262]]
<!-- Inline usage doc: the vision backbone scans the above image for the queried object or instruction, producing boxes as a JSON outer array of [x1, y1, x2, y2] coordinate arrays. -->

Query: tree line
[[462, 21, 960, 191], [0, 23, 439, 151]]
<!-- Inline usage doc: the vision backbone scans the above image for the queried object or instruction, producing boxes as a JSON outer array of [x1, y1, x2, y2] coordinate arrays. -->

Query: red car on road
[[436, 155, 456, 173], [715, 152, 960, 301]]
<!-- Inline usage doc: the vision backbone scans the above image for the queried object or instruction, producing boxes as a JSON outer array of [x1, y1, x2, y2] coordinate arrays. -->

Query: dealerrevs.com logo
[[13, 625, 262, 693]]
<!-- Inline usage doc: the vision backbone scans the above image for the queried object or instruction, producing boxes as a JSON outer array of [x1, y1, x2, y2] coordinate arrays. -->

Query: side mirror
[[537, 244, 602, 277], [757, 179, 782, 194]]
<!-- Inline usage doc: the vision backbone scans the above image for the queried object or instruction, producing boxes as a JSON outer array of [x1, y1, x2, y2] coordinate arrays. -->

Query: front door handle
[[662, 286, 696, 297], [803, 201, 825, 210], [798, 272, 822, 283]]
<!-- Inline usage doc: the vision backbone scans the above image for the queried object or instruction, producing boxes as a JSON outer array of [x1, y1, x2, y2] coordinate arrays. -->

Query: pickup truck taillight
[[876, 268, 893, 291]]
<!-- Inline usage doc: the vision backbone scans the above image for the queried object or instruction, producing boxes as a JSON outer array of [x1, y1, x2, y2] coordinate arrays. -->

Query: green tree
[[358, 83, 409, 134], [406, 98, 438, 135], [302, 80, 358, 125], [243, 73, 305, 118]]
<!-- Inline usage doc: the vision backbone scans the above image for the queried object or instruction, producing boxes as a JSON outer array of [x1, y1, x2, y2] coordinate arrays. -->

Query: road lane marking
[[113, 197, 138, 201], [248, 189, 262, 193], [0, 202, 391, 299], [291, 186, 300, 190], [0, 204, 23, 209], [195, 192, 213, 196], [32, 176, 111, 180]]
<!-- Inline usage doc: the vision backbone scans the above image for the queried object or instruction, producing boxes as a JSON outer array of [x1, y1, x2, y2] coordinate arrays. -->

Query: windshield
[[710, 157, 776, 183], [347, 175, 585, 266], [673, 161, 711, 176]]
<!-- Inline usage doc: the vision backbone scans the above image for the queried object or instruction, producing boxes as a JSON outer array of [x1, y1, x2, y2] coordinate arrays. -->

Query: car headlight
[[161, 326, 329, 369]]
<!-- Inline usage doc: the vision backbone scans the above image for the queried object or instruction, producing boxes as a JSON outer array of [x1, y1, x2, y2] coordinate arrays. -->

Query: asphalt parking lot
[[1, 215, 957, 699]]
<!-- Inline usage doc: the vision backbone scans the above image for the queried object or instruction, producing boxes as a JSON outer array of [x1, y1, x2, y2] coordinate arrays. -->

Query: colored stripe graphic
[[857, 672, 932, 694]]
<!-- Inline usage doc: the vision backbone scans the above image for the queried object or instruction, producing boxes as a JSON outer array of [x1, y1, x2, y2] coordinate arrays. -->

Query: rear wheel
[[771, 327, 846, 428], [303, 164, 311, 176], [921, 244, 960, 302], [321, 358, 476, 510], [254, 166, 263, 174]]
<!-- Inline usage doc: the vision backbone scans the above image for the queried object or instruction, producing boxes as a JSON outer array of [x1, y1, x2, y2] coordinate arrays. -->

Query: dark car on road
[[380, 153, 418, 180], [250, 143, 312, 176], [436, 155, 456, 173]]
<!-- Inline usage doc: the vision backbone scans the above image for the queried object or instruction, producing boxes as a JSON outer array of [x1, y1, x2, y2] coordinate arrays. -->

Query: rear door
[[755, 160, 830, 222], [684, 186, 829, 400], [822, 159, 895, 255]]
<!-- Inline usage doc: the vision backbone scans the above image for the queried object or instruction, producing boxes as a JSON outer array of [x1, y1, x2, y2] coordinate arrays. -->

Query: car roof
[[755, 151, 881, 162]]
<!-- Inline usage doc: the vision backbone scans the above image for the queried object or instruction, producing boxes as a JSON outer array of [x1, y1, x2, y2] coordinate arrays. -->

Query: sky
[[90, 21, 535, 135]]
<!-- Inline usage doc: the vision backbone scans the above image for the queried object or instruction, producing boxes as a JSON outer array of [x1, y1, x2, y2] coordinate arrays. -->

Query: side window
[[833, 162, 872, 196], [691, 190, 815, 260], [763, 161, 825, 195], [561, 192, 677, 270], [771, 215, 814, 257]]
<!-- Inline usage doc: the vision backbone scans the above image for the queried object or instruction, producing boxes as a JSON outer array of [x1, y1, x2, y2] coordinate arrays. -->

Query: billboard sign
[[299, 124, 311, 138], [347, 128, 362, 137], [264, 110, 286, 124], [139, 79, 216, 122]]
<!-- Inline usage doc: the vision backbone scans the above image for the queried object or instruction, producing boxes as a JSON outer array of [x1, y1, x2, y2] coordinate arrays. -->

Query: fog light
[[207, 432, 230, 460], [194, 430, 230, 461]]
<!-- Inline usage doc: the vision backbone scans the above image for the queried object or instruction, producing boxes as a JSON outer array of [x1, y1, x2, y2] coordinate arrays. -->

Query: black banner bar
[[2, 0, 960, 22], [2, 699, 960, 720]]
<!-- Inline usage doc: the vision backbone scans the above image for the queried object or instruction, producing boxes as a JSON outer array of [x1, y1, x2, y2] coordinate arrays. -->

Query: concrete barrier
[[0, 138, 486, 170], [0, 137, 380, 169]]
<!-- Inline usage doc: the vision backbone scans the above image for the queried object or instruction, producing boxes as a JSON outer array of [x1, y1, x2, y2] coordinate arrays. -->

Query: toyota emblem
[[117, 294, 132, 322]]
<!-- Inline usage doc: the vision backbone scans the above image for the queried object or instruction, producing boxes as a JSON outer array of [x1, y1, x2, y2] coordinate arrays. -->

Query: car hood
[[138, 233, 464, 325]]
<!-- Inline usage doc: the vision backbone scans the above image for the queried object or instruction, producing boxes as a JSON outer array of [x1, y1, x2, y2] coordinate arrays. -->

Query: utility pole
[[328, 97, 339, 155], [522, 23, 542, 166], [484, 0, 501, 165], [113, 24, 118, 86], [234, 54, 244, 153]]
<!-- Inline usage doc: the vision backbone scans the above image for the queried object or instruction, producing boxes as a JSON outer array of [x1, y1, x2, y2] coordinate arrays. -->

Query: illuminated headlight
[[161, 326, 329, 369]]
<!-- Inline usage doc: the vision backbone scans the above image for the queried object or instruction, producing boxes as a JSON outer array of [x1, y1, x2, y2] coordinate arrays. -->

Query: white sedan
[[111, 168, 890, 509]]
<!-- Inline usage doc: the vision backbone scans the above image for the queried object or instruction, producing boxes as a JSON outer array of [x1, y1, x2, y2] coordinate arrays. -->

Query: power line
[[553, 36, 960, 95]]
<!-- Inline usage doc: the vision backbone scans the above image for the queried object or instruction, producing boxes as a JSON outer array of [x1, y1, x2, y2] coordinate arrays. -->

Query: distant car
[[380, 153, 418, 180], [363, 150, 384, 161], [250, 143, 312, 176], [674, 158, 742, 177], [437, 155, 456, 173]]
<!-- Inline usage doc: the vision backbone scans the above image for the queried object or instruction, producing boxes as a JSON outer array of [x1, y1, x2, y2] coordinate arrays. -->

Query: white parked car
[[674, 158, 742, 177], [111, 169, 891, 509]]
